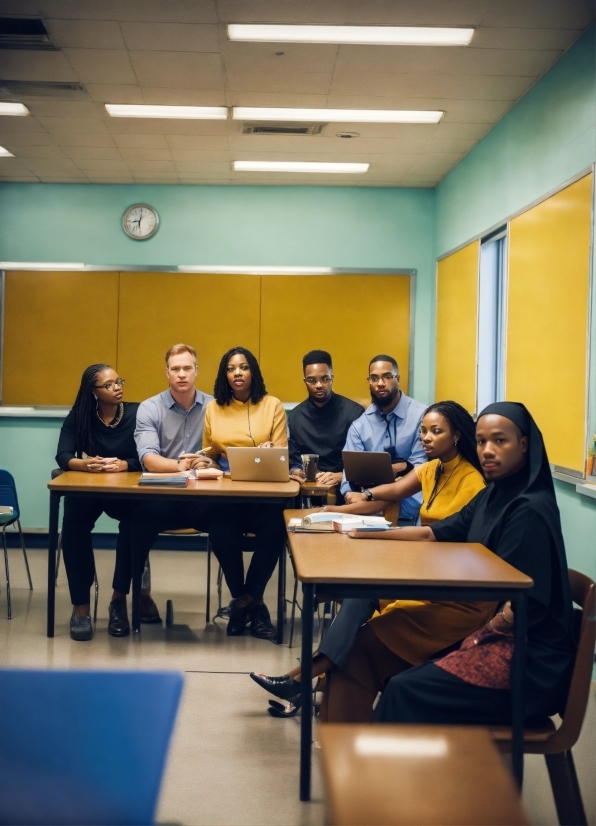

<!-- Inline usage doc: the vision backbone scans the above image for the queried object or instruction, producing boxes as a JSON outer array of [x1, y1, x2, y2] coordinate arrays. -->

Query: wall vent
[[0, 80, 89, 100], [241, 123, 324, 136], [0, 18, 57, 50]]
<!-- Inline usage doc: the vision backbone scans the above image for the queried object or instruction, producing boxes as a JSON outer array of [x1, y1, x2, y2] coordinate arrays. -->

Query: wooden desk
[[47, 473, 299, 638], [298, 481, 337, 506], [319, 724, 529, 826], [285, 510, 533, 799]]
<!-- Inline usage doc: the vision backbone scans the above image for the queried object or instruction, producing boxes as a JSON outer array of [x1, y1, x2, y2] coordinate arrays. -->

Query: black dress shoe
[[249, 602, 276, 640], [250, 672, 301, 700], [227, 599, 251, 636], [108, 597, 130, 637], [70, 611, 93, 642], [268, 697, 301, 718], [140, 594, 162, 624]]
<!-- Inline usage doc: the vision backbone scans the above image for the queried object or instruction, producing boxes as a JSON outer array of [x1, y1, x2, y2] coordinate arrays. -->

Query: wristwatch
[[363, 489, 374, 501]]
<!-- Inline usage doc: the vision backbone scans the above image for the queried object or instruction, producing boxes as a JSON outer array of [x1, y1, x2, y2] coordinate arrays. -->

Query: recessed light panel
[[105, 104, 228, 119], [228, 24, 474, 46], [0, 262, 85, 270], [0, 102, 28, 116], [233, 107, 443, 124], [0, 146, 14, 157], [233, 160, 369, 174]]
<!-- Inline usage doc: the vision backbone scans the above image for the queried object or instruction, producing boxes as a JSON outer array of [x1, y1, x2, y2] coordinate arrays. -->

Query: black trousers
[[61, 495, 138, 606], [208, 503, 286, 601], [130, 500, 213, 593], [373, 661, 511, 725]]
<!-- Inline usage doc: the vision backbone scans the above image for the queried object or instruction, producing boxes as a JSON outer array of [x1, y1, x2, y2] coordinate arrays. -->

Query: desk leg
[[511, 592, 527, 788], [132, 535, 142, 634], [300, 582, 314, 801], [276, 542, 286, 645], [47, 491, 60, 638]]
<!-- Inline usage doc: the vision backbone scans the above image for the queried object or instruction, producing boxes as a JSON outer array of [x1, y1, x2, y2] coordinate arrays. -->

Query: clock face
[[122, 204, 159, 240]]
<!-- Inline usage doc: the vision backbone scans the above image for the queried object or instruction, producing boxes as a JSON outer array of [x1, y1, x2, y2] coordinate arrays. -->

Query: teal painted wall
[[434, 26, 596, 580], [0, 184, 434, 528]]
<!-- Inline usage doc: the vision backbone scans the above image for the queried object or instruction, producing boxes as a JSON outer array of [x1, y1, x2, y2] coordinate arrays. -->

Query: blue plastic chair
[[0, 469, 33, 619], [0, 668, 183, 825]]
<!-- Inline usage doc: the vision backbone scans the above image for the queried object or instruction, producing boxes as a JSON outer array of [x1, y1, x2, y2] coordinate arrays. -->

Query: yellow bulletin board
[[435, 241, 479, 413], [1, 271, 412, 406], [260, 275, 412, 404], [116, 272, 261, 402], [506, 172, 593, 473], [3, 271, 119, 406]]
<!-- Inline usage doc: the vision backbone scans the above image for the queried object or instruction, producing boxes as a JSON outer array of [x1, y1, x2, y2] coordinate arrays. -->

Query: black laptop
[[342, 450, 396, 489]]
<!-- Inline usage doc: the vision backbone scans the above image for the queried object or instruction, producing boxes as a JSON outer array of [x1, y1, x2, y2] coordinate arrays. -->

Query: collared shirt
[[288, 393, 365, 473], [340, 391, 427, 519], [135, 388, 213, 468]]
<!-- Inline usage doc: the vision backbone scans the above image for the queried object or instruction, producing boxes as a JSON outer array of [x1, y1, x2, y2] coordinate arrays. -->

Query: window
[[476, 229, 507, 412]]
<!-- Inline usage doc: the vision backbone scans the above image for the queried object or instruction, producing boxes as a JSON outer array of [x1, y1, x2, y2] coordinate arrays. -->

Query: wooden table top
[[319, 724, 529, 826], [48, 471, 299, 498], [298, 480, 337, 496], [285, 509, 533, 589]]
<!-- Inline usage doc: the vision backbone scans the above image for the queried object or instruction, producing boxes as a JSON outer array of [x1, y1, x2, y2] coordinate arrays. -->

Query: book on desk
[[139, 468, 224, 487], [288, 512, 391, 533]]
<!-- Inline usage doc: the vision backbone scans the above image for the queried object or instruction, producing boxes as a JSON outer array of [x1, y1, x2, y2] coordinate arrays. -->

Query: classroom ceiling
[[0, 0, 593, 187]]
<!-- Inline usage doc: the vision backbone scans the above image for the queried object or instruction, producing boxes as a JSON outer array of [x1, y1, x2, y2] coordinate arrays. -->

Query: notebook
[[227, 447, 290, 482]]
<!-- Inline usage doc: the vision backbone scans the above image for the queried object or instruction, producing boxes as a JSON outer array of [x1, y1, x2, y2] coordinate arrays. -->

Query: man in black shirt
[[288, 350, 364, 493]]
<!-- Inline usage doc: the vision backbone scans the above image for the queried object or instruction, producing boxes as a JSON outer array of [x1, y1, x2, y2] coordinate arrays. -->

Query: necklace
[[426, 456, 462, 511], [96, 402, 124, 429]]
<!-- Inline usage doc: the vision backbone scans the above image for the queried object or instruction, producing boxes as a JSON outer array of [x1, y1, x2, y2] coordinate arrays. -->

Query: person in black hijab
[[370, 401, 575, 725]]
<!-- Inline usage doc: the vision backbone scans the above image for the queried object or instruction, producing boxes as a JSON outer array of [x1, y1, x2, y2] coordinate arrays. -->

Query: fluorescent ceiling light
[[0, 262, 85, 270], [233, 160, 368, 174], [0, 102, 29, 116], [0, 146, 15, 157], [179, 265, 334, 274], [355, 735, 448, 758], [228, 24, 474, 46], [105, 104, 228, 120], [233, 107, 442, 124]]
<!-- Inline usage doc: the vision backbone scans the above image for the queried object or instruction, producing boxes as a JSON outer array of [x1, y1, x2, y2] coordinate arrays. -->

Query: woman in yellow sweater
[[251, 401, 496, 717], [204, 346, 287, 639]]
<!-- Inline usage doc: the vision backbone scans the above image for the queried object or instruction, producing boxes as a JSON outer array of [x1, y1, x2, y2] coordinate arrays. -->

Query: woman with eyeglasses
[[202, 346, 287, 640], [56, 364, 141, 641]]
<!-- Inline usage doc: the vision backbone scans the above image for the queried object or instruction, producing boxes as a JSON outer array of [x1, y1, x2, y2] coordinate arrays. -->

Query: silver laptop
[[227, 447, 290, 482], [342, 450, 396, 488]]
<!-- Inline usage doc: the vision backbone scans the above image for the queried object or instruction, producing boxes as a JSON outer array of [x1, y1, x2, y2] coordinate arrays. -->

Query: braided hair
[[423, 401, 482, 473], [213, 347, 267, 407], [71, 363, 111, 457]]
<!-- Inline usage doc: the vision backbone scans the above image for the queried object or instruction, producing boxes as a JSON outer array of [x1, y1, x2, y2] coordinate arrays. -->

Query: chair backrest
[[548, 568, 596, 752], [0, 468, 19, 521], [0, 669, 183, 826]]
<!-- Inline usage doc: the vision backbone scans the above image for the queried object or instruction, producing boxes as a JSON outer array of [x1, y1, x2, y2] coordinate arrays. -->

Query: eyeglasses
[[94, 378, 125, 390], [304, 376, 332, 385], [367, 373, 398, 384]]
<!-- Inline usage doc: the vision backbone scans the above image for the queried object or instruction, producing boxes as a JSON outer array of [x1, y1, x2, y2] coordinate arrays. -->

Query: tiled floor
[[0, 547, 594, 825]]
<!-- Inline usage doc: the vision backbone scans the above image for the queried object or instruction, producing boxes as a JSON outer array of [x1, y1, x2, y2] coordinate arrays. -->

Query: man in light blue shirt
[[340, 354, 427, 520]]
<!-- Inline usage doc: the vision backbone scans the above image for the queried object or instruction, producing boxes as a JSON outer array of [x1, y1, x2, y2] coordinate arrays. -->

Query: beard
[[370, 385, 399, 408]]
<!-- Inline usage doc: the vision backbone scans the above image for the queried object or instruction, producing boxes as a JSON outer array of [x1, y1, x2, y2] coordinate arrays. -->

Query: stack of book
[[288, 512, 391, 533], [138, 467, 224, 487]]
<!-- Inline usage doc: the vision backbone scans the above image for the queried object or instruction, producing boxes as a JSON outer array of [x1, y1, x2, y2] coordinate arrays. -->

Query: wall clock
[[122, 204, 159, 240]]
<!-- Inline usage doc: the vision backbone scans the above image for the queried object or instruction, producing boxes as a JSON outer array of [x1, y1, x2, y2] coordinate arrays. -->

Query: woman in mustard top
[[205, 347, 287, 640], [250, 401, 496, 718]]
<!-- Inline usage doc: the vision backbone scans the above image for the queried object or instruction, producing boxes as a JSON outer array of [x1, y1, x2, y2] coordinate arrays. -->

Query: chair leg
[[2, 526, 11, 619], [289, 573, 299, 649], [55, 531, 62, 585], [217, 564, 223, 612], [93, 570, 99, 625], [206, 540, 211, 623], [545, 751, 587, 826], [142, 557, 151, 590], [16, 520, 33, 590]]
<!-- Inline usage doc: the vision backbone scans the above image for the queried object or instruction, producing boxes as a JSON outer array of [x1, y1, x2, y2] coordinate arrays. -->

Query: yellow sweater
[[415, 455, 485, 525], [202, 395, 287, 465]]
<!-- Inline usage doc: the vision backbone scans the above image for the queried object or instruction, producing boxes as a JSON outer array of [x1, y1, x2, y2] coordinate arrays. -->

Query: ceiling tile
[[441, 99, 513, 121], [140, 87, 225, 105], [132, 176, 180, 182], [26, 101, 106, 119], [433, 121, 492, 139], [472, 27, 584, 50], [228, 91, 328, 108], [222, 42, 338, 74], [106, 118, 228, 135], [319, 122, 439, 139], [0, 0, 40, 14], [0, 50, 77, 82], [120, 22, 219, 52], [112, 133, 169, 148], [41, 0, 218, 23], [174, 161, 231, 174], [119, 147, 173, 161], [342, 0, 491, 26], [19, 159, 85, 175], [44, 19, 126, 49], [227, 70, 332, 94], [165, 134, 227, 150], [37, 117, 110, 134], [85, 84, 145, 104], [0, 174, 40, 181], [126, 160, 177, 173], [424, 136, 479, 153], [128, 51, 224, 88], [7, 145, 69, 159], [62, 146, 124, 160], [0, 132, 57, 146], [38, 175, 89, 182], [55, 133, 117, 147], [0, 117, 48, 133], [170, 149, 230, 162], [481, 0, 594, 29], [85, 172, 134, 181], [73, 159, 130, 172], [63, 49, 137, 84], [216, 0, 351, 24]]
